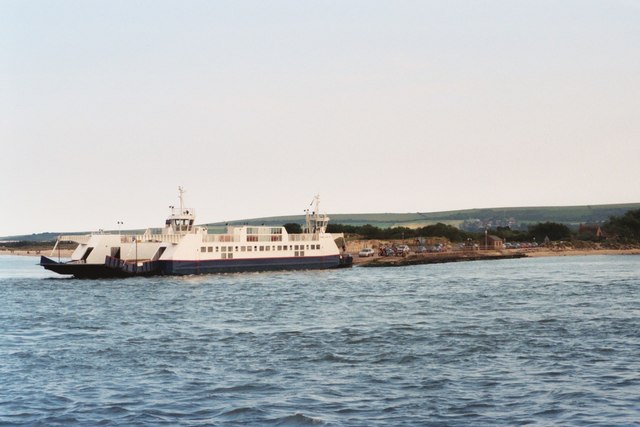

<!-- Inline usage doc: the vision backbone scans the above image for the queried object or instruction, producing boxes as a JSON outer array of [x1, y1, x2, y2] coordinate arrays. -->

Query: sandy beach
[[350, 246, 640, 266], [0, 249, 74, 258], [523, 248, 640, 257]]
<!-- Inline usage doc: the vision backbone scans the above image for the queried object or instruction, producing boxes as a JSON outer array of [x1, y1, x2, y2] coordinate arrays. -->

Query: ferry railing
[[120, 234, 183, 244], [287, 234, 318, 242], [196, 233, 321, 244], [150, 234, 182, 244], [203, 235, 235, 243]]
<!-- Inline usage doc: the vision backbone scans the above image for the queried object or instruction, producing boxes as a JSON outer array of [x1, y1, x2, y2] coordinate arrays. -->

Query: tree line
[[285, 208, 640, 243]]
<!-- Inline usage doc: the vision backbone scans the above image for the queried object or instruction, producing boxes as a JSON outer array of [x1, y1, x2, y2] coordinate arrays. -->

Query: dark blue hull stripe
[[159, 255, 342, 275]]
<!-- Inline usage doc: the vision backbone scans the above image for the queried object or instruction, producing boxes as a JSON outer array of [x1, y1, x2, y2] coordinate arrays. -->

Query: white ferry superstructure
[[40, 188, 353, 278]]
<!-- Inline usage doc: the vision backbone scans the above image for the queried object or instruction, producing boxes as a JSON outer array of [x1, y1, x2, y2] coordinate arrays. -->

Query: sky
[[2, 0, 639, 236]]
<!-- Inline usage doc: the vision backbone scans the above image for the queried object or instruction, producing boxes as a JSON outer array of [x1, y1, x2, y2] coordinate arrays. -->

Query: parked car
[[358, 248, 375, 257], [395, 245, 410, 255], [381, 247, 396, 256]]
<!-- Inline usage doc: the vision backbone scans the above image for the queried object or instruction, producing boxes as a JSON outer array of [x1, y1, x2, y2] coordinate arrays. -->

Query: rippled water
[[1, 254, 639, 425]]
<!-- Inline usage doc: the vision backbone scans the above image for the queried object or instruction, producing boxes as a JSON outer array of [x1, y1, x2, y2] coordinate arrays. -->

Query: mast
[[314, 195, 320, 228]]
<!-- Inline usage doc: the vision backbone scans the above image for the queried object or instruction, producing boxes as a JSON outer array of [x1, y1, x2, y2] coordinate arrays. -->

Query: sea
[[1, 254, 639, 426]]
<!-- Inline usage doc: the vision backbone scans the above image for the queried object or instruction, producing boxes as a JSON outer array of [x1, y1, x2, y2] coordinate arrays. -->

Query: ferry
[[40, 188, 353, 278]]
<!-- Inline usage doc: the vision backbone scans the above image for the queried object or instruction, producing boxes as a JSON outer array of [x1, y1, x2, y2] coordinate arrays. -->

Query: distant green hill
[[207, 203, 640, 230], [4, 202, 639, 242]]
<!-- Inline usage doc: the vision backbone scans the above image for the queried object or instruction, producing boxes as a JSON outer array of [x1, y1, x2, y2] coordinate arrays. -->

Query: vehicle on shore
[[358, 248, 375, 257], [378, 245, 410, 257], [379, 247, 395, 257], [40, 189, 352, 278], [395, 245, 411, 256]]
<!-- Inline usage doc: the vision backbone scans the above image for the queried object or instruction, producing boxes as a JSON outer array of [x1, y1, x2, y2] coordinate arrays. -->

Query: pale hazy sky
[[2, 0, 639, 236]]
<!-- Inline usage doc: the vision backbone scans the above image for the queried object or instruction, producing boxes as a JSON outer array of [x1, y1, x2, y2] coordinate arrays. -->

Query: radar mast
[[165, 186, 195, 234], [305, 195, 330, 234]]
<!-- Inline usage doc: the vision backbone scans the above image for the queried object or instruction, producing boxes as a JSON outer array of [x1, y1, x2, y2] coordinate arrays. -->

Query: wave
[[219, 406, 268, 419], [271, 412, 326, 426]]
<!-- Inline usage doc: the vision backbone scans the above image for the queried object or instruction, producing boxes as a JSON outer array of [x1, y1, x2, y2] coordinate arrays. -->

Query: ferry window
[[235, 246, 239, 252], [241, 246, 246, 252], [228, 253, 233, 259], [247, 246, 252, 252], [201, 247, 206, 252], [266, 246, 270, 251], [221, 247, 226, 252], [259, 246, 264, 251], [216, 247, 219, 252], [254, 246, 258, 251], [221, 253, 227, 259], [294, 251, 299, 257], [208, 247, 213, 252], [306, 245, 309, 250], [300, 251, 305, 257]]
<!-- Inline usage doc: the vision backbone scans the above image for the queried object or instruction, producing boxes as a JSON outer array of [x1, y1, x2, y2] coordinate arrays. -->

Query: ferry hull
[[40, 254, 352, 278], [158, 255, 352, 275]]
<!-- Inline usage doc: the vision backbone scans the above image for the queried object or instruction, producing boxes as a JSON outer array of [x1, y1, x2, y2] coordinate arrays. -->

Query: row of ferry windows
[[200, 244, 321, 253]]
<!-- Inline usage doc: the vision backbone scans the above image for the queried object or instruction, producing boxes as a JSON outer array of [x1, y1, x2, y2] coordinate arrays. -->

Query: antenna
[[178, 186, 186, 214]]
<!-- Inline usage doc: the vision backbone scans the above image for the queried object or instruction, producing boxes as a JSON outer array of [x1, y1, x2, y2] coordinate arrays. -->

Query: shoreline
[[1, 249, 74, 258], [521, 248, 640, 257], [352, 247, 640, 267], [3, 247, 639, 260]]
